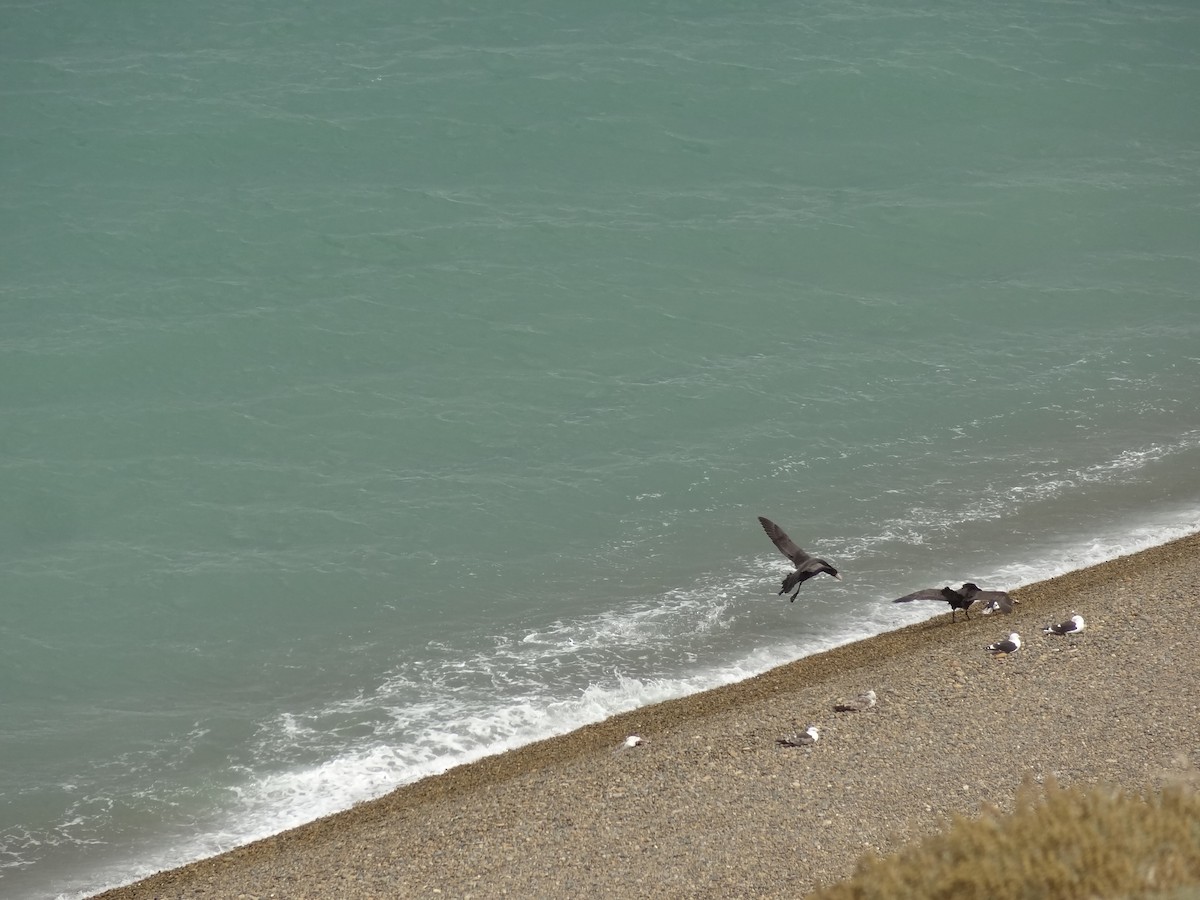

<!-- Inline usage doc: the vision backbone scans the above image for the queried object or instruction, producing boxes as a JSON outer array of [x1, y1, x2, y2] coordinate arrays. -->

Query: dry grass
[[809, 773, 1200, 900]]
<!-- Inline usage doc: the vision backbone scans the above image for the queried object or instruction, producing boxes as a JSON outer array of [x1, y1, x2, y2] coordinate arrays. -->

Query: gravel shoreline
[[94, 532, 1200, 899]]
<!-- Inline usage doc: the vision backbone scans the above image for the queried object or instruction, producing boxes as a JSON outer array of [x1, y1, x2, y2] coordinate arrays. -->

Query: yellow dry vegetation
[[809, 775, 1200, 900]]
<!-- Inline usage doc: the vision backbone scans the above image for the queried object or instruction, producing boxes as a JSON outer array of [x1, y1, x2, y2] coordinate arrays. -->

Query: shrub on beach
[[809, 776, 1200, 900]]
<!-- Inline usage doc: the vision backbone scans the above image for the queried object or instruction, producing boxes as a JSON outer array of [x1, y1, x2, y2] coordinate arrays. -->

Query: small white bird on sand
[[622, 735, 644, 748], [833, 690, 877, 712], [1043, 615, 1086, 636], [986, 633, 1022, 656], [776, 724, 820, 748]]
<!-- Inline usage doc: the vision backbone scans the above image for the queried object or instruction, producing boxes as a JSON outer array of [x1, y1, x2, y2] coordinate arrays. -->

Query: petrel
[[892, 585, 975, 621], [1043, 615, 1086, 636], [833, 690, 877, 713], [967, 583, 1018, 615], [757, 516, 841, 601], [986, 632, 1022, 656], [776, 724, 820, 748]]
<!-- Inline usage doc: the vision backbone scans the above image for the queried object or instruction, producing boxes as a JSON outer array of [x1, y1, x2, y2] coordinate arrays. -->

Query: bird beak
[[833, 574, 843, 581]]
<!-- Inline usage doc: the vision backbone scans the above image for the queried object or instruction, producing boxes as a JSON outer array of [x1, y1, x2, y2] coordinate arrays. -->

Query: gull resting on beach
[[833, 690, 877, 712], [776, 724, 820, 748], [986, 633, 1022, 656], [1043, 615, 1086, 636], [757, 516, 841, 601]]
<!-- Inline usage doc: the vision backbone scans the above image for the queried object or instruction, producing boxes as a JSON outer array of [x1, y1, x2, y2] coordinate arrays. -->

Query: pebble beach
[[94, 531, 1200, 900]]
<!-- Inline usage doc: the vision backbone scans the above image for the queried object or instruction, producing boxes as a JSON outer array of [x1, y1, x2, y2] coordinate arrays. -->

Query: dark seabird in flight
[[892, 585, 975, 621], [967, 583, 1018, 615], [986, 632, 1022, 656], [776, 724, 820, 748], [833, 690, 877, 713], [1043, 615, 1086, 636], [757, 516, 841, 601]]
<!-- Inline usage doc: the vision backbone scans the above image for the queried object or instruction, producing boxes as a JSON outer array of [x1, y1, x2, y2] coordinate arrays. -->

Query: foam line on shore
[[91, 529, 1200, 900]]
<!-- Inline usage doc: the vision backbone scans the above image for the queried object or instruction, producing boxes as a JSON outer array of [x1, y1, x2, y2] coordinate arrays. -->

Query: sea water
[[2, 0, 1199, 896]]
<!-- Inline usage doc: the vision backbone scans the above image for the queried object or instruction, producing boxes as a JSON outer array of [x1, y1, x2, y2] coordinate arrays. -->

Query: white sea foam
[[100, 490, 1200, 894], [44, 494, 1200, 900], [8, 1, 1200, 898], [978, 507, 1200, 591]]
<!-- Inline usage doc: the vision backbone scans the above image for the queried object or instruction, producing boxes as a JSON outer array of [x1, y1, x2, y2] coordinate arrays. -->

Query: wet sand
[[95, 532, 1200, 899]]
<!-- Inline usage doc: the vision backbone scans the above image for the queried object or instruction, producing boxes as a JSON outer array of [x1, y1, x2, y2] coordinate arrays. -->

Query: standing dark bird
[[986, 632, 1022, 656], [892, 585, 976, 621], [757, 516, 841, 601], [965, 583, 1019, 615]]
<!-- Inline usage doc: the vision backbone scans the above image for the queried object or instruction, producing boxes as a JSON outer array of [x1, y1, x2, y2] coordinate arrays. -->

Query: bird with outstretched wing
[[758, 516, 841, 601]]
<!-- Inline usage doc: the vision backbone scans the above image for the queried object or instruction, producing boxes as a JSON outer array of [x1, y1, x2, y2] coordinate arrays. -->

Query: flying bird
[[892, 585, 976, 621], [967, 583, 1018, 615], [1043, 615, 1086, 636], [776, 724, 820, 748], [986, 632, 1022, 656], [833, 690, 877, 713], [757, 516, 841, 601]]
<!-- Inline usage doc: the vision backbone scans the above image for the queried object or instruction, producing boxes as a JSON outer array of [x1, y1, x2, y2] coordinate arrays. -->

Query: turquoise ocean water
[[3, 1, 1200, 896]]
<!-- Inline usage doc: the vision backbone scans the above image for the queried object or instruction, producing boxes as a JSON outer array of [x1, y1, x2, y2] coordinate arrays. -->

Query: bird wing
[[758, 516, 812, 565], [892, 588, 951, 604], [977, 590, 1014, 613]]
